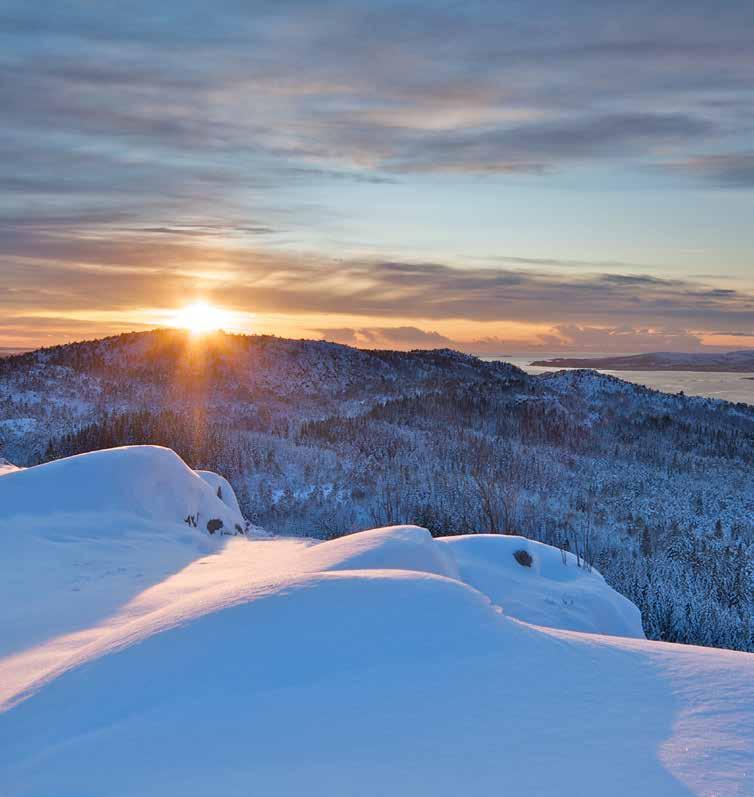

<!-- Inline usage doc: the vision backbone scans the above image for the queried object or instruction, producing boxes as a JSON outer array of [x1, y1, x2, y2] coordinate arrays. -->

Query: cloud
[[312, 323, 735, 355], [376, 112, 713, 174], [314, 326, 454, 348], [656, 153, 754, 188], [0, 0, 752, 236], [534, 324, 707, 353], [2, 224, 751, 352], [2, 230, 753, 334]]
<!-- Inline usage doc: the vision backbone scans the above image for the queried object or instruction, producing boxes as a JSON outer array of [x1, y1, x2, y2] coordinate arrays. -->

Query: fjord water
[[486, 355, 754, 405]]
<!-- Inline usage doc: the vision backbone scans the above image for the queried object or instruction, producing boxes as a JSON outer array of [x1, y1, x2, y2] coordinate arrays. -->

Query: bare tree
[[470, 441, 519, 534]]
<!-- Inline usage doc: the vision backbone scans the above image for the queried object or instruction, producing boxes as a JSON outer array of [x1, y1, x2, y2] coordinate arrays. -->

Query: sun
[[171, 301, 231, 335]]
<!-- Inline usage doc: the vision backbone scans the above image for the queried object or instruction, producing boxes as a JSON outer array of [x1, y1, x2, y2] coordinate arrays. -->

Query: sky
[[1, 0, 754, 353]]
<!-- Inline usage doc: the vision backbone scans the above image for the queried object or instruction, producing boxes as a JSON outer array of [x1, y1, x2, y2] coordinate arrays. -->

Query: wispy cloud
[[1, 1, 753, 216], [656, 153, 754, 187], [2, 228, 753, 332], [313, 323, 729, 355], [314, 326, 455, 348]]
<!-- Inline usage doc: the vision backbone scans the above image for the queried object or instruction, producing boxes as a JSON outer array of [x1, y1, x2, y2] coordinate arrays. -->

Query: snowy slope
[[1, 451, 753, 796]]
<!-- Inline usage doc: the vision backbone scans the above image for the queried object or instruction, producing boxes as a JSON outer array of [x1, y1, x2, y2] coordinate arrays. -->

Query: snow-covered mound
[[302, 524, 461, 580], [303, 526, 642, 638], [438, 533, 643, 637], [1, 489, 753, 795], [195, 469, 242, 514], [0, 445, 245, 536]]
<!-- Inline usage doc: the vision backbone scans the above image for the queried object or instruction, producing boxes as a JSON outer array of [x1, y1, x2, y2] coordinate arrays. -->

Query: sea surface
[[483, 354, 754, 406]]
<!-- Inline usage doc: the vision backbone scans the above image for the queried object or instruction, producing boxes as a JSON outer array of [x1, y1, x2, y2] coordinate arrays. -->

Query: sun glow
[[170, 302, 233, 335]]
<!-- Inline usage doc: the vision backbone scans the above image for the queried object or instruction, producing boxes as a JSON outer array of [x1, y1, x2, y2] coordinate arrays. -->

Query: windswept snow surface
[[1, 450, 753, 796]]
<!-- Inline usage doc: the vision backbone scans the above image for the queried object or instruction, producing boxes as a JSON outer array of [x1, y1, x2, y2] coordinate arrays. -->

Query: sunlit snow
[[1, 446, 752, 796]]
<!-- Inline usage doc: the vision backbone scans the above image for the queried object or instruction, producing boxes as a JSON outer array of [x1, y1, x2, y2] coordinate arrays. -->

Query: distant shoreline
[[530, 353, 754, 374], [531, 360, 754, 373]]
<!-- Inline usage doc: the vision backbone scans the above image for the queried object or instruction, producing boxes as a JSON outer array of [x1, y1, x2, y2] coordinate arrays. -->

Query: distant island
[[531, 350, 754, 373]]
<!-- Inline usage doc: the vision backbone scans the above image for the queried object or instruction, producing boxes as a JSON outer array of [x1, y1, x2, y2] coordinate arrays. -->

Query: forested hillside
[[1, 329, 753, 650]]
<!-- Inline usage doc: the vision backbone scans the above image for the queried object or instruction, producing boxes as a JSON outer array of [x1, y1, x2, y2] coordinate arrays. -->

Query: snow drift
[[0, 445, 245, 535], [195, 469, 242, 514], [1, 449, 753, 796], [438, 533, 643, 636], [304, 525, 643, 637]]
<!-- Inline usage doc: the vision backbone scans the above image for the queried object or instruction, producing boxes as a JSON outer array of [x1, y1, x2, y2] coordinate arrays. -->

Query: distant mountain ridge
[[0, 329, 525, 402], [1, 329, 752, 467], [531, 349, 754, 372]]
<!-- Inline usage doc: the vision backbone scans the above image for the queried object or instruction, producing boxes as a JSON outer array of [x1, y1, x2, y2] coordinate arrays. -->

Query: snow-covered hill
[[1, 447, 753, 796]]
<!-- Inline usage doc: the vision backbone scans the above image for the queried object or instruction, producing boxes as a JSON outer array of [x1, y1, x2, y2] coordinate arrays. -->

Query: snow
[[195, 468, 242, 514], [437, 533, 644, 637], [0, 448, 753, 796], [0, 445, 245, 535], [0, 457, 20, 476], [303, 524, 461, 580], [0, 447, 251, 659]]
